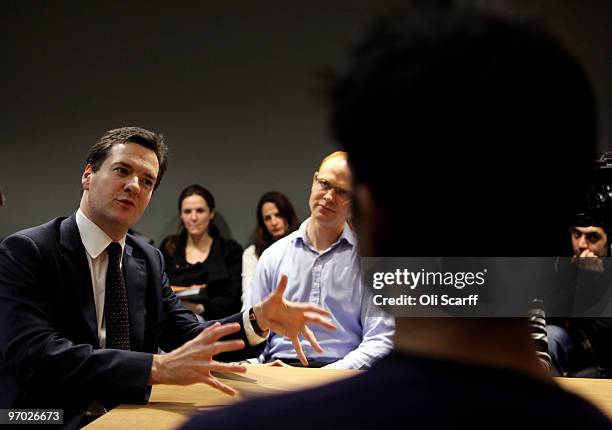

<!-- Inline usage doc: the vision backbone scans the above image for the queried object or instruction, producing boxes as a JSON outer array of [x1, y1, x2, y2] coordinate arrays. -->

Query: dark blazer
[[0, 214, 263, 426]]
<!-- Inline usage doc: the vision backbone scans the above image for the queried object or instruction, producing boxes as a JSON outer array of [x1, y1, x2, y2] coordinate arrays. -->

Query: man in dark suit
[[181, 2, 611, 428], [0, 127, 335, 427]]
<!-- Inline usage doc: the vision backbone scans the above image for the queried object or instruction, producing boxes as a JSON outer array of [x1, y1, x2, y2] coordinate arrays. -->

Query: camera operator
[[571, 214, 609, 269], [547, 208, 612, 377]]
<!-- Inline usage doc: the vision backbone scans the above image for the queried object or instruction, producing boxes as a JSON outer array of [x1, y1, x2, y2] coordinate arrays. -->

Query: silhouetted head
[[330, 2, 597, 257]]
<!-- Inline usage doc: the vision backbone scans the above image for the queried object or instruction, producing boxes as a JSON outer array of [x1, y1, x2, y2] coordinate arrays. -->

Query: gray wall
[[2, 1, 611, 247]]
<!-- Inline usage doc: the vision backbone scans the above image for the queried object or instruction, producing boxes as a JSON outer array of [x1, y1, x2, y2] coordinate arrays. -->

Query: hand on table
[[253, 274, 337, 366], [149, 322, 246, 395], [260, 359, 290, 367]]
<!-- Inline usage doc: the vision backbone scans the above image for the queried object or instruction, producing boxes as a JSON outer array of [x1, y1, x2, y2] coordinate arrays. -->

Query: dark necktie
[[105, 242, 131, 350]]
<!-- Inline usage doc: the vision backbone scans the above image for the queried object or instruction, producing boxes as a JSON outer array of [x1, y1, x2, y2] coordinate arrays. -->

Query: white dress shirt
[[76, 209, 125, 349], [75, 209, 266, 349], [246, 218, 395, 369]]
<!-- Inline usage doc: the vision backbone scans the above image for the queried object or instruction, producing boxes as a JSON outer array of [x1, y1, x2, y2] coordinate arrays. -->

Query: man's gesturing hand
[[148, 322, 246, 395], [253, 274, 337, 366]]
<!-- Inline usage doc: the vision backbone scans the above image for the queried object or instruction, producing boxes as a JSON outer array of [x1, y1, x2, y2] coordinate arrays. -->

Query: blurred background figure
[[546, 155, 612, 377], [546, 209, 612, 377], [242, 191, 299, 306], [569, 153, 612, 261], [161, 185, 242, 320]]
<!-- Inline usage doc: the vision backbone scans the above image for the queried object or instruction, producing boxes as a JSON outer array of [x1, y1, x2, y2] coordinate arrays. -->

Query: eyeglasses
[[315, 177, 352, 202]]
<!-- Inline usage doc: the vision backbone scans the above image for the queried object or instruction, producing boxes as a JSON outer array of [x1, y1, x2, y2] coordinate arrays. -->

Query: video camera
[[585, 152, 612, 225]]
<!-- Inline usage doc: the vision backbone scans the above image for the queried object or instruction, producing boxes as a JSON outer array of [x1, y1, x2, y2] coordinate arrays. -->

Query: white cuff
[[242, 310, 268, 346]]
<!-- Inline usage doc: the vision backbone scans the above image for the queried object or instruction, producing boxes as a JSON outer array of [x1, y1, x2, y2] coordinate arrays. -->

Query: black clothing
[[160, 232, 243, 320], [544, 259, 612, 375], [180, 351, 612, 430], [548, 317, 612, 376]]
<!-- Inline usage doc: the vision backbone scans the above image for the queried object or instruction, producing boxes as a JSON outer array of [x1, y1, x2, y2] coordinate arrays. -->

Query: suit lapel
[[123, 243, 146, 351], [59, 215, 99, 347]]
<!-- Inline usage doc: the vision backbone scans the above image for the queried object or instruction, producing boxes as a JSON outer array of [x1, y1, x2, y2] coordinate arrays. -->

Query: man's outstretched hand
[[148, 322, 247, 395], [253, 274, 337, 366]]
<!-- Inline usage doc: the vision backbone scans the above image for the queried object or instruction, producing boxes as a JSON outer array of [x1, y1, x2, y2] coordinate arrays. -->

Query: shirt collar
[[76, 209, 126, 259], [294, 217, 357, 251]]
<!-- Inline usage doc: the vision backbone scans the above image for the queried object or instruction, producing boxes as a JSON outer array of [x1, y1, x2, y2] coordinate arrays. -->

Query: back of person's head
[[330, 0, 597, 257], [255, 191, 300, 256], [86, 126, 168, 191]]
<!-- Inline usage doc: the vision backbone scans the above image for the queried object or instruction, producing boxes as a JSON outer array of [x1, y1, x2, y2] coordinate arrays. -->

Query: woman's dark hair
[[254, 191, 299, 257], [163, 184, 219, 257]]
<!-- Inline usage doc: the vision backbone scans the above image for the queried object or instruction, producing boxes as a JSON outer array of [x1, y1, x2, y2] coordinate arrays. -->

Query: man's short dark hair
[[330, 2, 597, 256], [86, 127, 168, 190]]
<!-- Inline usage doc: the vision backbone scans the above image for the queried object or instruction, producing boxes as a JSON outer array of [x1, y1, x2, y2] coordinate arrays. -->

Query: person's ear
[[210, 209, 216, 221], [82, 164, 93, 191]]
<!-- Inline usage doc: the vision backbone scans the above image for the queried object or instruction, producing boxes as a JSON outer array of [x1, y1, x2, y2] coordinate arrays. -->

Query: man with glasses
[[245, 151, 394, 369]]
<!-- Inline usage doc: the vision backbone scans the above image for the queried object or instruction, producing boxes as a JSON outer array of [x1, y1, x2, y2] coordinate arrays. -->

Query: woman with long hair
[[161, 184, 242, 320], [242, 191, 299, 304]]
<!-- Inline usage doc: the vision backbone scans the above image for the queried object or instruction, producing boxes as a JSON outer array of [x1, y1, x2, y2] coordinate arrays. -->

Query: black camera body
[[585, 153, 612, 226]]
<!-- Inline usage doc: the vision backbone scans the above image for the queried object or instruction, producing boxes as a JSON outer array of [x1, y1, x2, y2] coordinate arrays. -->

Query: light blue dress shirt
[[246, 218, 394, 369]]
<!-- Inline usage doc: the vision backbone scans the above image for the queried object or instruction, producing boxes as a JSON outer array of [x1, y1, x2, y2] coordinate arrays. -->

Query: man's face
[[81, 143, 159, 238], [571, 226, 609, 257], [308, 156, 352, 229]]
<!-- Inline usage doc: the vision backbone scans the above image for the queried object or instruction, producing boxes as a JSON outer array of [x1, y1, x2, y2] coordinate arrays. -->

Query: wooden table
[[556, 377, 612, 418], [85, 367, 612, 429], [84, 365, 358, 429]]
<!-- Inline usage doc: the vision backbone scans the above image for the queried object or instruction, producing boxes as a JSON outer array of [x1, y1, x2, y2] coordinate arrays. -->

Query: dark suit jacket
[[0, 214, 263, 425]]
